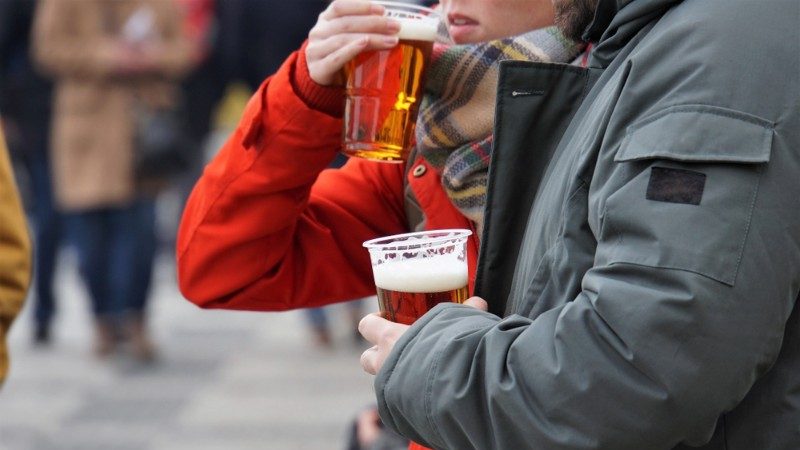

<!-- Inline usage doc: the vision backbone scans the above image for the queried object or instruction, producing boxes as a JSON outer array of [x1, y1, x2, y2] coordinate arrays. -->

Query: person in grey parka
[[359, 0, 800, 449]]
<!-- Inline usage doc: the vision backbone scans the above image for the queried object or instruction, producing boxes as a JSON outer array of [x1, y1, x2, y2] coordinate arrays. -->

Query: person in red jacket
[[178, 0, 582, 448], [178, 0, 582, 311]]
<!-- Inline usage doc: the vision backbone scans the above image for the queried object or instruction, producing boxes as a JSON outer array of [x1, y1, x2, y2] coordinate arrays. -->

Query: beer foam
[[396, 18, 438, 42], [372, 257, 467, 293]]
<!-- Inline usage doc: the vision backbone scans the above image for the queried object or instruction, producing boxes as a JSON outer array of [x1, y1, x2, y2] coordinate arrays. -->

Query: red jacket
[[177, 46, 479, 312]]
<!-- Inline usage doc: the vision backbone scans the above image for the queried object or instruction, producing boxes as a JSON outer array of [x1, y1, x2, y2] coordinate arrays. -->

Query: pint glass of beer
[[342, 1, 444, 163], [363, 229, 472, 325]]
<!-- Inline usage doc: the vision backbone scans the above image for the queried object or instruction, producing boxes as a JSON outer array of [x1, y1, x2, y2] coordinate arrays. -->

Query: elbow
[[176, 249, 258, 311], [175, 245, 225, 309], [176, 256, 223, 309]]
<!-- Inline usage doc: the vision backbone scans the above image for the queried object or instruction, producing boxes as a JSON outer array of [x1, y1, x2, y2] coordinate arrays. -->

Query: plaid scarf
[[415, 27, 584, 232]]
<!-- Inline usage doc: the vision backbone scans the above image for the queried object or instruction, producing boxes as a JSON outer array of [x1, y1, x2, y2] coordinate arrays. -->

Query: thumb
[[463, 296, 488, 311]]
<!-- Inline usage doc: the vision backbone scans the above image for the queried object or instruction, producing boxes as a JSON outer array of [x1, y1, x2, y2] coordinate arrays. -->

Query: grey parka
[[375, 0, 800, 449]]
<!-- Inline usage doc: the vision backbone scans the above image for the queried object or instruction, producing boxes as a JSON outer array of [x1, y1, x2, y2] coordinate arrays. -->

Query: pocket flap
[[615, 105, 774, 163]]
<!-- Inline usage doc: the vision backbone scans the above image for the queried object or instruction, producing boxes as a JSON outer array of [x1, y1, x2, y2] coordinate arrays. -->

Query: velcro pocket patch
[[599, 105, 774, 286], [646, 167, 706, 205]]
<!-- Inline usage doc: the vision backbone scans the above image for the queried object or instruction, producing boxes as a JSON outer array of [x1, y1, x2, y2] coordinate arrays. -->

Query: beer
[[373, 257, 468, 325], [342, 18, 437, 163]]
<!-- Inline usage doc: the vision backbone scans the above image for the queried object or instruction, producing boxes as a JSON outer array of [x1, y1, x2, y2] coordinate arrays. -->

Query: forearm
[[378, 261, 794, 449], [177, 58, 342, 307], [177, 51, 408, 311]]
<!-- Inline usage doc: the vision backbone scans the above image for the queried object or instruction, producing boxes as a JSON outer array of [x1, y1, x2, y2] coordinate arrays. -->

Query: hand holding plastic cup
[[342, 1, 447, 163], [363, 229, 472, 325]]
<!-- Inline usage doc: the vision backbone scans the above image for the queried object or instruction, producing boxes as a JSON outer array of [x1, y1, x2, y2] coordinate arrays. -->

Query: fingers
[[358, 313, 410, 375], [463, 296, 489, 311], [310, 14, 400, 41], [307, 31, 399, 64], [358, 312, 392, 345], [360, 345, 380, 375], [308, 34, 398, 82], [307, 0, 401, 86], [320, 0, 384, 21]]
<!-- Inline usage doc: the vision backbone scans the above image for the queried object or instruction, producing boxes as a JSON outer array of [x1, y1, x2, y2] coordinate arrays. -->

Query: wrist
[[292, 41, 345, 118]]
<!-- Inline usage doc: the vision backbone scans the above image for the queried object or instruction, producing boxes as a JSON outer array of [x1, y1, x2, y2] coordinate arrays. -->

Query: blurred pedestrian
[[176, 0, 232, 159], [237, 0, 329, 91], [32, 0, 192, 361], [179, 0, 330, 150], [0, 0, 60, 345], [0, 125, 32, 388]]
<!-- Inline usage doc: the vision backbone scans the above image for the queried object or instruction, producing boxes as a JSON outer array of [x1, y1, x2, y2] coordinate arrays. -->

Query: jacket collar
[[583, 0, 683, 68]]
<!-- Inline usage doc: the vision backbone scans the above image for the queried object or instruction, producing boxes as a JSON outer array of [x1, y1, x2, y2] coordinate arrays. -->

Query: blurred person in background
[[32, 0, 192, 361], [176, 0, 234, 167], [236, 0, 330, 91], [0, 0, 60, 345], [0, 125, 32, 388], [178, 0, 332, 176]]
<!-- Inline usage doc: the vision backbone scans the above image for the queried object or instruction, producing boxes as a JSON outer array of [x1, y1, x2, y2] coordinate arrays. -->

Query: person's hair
[[554, 0, 599, 42]]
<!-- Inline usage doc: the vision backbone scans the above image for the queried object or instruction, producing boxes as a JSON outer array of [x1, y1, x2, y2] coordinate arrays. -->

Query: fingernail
[[383, 36, 399, 46], [370, 4, 384, 15]]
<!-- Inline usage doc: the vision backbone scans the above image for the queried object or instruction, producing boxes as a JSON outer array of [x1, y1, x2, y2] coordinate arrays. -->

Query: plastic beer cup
[[363, 229, 472, 325]]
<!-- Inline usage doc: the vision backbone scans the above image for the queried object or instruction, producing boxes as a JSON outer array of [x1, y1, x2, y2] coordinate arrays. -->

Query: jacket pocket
[[599, 105, 774, 286]]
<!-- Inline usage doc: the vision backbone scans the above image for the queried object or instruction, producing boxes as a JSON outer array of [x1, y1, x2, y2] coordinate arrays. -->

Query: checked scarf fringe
[[415, 27, 584, 233]]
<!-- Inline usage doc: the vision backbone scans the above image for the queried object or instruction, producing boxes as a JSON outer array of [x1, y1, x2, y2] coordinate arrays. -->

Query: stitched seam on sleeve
[[424, 346, 446, 445], [625, 104, 775, 138], [380, 306, 449, 436], [732, 165, 763, 285]]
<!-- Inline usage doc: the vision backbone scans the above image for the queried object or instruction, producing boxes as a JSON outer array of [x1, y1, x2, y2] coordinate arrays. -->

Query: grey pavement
[[0, 251, 376, 450]]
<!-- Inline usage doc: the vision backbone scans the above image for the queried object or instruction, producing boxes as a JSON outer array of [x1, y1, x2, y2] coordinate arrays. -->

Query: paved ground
[[0, 251, 376, 450]]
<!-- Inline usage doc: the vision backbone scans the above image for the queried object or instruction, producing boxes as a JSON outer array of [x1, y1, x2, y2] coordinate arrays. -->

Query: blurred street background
[[0, 248, 375, 450]]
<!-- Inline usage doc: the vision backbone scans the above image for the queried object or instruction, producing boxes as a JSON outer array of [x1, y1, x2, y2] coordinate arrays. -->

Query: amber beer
[[342, 11, 438, 163], [373, 259, 469, 325], [364, 229, 472, 325]]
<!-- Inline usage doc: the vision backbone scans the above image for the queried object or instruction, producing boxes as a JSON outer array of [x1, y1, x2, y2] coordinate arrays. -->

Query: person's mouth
[[447, 13, 479, 43]]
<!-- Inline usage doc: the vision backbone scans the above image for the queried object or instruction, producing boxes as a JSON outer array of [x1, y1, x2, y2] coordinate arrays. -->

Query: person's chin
[[448, 25, 482, 44]]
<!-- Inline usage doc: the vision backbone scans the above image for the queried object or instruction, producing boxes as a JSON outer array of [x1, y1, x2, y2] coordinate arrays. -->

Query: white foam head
[[372, 257, 467, 293], [395, 18, 438, 42]]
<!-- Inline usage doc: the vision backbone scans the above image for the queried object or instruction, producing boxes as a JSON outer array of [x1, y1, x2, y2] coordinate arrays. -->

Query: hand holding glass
[[342, 1, 445, 163]]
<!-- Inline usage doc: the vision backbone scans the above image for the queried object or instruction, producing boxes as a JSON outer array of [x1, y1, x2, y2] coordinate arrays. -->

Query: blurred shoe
[[93, 318, 117, 358], [127, 313, 157, 362], [33, 323, 51, 345], [311, 325, 333, 348]]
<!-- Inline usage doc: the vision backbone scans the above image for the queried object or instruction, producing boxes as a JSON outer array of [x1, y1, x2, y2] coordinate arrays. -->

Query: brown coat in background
[[32, 0, 192, 211], [0, 126, 31, 387]]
